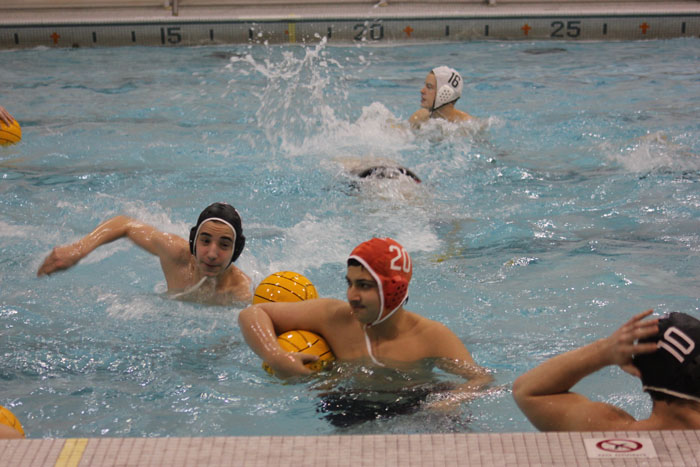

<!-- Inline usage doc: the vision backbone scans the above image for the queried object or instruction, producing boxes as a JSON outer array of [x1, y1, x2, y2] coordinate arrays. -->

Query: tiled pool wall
[[1, 1, 699, 48]]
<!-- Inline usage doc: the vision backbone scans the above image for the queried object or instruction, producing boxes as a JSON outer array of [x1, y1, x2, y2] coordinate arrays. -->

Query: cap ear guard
[[232, 231, 245, 263], [189, 226, 197, 255]]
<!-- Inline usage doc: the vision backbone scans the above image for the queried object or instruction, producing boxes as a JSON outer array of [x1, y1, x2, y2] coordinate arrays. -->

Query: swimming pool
[[1, 38, 698, 438]]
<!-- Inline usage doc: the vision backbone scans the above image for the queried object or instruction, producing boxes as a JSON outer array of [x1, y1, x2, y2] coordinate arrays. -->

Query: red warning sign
[[584, 437, 656, 459], [595, 439, 642, 453]]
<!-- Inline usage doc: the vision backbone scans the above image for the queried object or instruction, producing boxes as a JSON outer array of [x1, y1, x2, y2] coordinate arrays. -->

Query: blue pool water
[[0, 38, 699, 438]]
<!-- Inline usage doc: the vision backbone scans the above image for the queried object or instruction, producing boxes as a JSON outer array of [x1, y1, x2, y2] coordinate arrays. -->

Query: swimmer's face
[[194, 220, 235, 276], [346, 265, 381, 324], [420, 72, 437, 109]]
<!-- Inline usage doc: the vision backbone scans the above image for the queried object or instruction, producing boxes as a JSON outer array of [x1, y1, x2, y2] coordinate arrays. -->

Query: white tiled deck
[[2, 430, 700, 466]]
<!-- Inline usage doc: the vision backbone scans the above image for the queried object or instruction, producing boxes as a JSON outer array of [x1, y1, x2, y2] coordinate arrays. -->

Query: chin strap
[[363, 324, 385, 367], [170, 276, 208, 299]]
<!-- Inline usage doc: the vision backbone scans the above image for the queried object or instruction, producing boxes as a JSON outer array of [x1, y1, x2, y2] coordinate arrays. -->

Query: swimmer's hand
[[602, 309, 659, 378], [266, 351, 319, 379], [37, 244, 83, 276]]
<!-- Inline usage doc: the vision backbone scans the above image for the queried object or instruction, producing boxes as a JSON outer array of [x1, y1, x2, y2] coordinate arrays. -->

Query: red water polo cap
[[349, 237, 412, 326]]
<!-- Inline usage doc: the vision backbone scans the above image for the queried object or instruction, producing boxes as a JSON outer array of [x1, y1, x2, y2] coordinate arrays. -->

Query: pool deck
[[0, 1, 699, 47], [2, 430, 700, 466]]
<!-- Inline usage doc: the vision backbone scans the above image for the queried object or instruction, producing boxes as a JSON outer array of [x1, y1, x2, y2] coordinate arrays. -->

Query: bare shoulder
[[409, 108, 430, 126], [408, 313, 471, 358], [151, 231, 190, 264], [456, 109, 474, 121]]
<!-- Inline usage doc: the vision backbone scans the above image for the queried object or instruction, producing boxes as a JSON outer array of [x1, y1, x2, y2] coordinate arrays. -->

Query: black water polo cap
[[633, 312, 700, 402], [189, 202, 246, 265]]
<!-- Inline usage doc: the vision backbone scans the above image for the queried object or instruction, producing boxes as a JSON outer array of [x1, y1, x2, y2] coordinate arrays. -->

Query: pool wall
[[1, 1, 699, 48]]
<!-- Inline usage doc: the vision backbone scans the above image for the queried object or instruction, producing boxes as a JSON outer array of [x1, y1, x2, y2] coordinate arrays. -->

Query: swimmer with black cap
[[238, 237, 492, 408], [37, 202, 252, 305], [353, 166, 421, 183], [409, 66, 473, 129], [513, 309, 700, 431]]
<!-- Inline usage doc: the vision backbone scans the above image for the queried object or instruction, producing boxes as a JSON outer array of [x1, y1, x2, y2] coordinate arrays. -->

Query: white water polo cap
[[348, 237, 412, 327], [431, 66, 463, 110]]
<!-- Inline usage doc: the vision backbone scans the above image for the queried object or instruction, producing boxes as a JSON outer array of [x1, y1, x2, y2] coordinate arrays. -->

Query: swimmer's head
[[355, 166, 421, 183], [348, 237, 412, 326], [633, 312, 700, 403], [189, 202, 246, 266], [431, 66, 463, 111]]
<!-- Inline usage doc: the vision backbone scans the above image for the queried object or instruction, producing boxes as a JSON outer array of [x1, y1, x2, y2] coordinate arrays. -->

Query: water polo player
[[513, 309, 700, 431], [409, 66, 473, 128], [238, 237, 491, 408], [353, 166, 421, 183], [37, 202, 252, 305]]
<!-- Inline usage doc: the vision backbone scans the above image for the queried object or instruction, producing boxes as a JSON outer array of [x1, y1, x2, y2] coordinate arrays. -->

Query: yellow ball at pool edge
[[0, 119, 22, 146], [253, 271, 318, 304], [0, 405, 25, 437]]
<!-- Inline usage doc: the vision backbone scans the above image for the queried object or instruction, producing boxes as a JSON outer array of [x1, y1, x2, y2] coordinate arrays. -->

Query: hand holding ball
[[254, 271, 335, 374]]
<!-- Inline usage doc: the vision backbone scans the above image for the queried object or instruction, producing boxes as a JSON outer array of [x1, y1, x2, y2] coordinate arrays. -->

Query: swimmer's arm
[[512, 309, 659, 431], [238, 299, 339, 378], [426, 325, 493, 407], [0, 105, 15, 126], [38, 215, 186, 276], [434, 358, 494, 405]]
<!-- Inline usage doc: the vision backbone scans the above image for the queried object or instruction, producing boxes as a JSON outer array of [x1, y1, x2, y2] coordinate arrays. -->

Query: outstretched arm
[[37, 215, 185, 276], [512, 309, 660, 431]]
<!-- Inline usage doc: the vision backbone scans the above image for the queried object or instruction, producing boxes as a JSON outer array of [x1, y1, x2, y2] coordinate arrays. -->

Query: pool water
[[1, 38, 699, 437]]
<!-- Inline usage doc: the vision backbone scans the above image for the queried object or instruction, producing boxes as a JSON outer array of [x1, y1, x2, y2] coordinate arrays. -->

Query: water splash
[[225, 39, 365, 155], [607, 131, 700, 173]]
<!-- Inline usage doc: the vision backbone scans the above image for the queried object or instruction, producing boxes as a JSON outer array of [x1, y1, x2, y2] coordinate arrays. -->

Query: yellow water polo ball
[[0, 119, 22, 146], [263, 330, 336, 375], [253, 271, 318, 304], [0, 405, 25, 437]]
